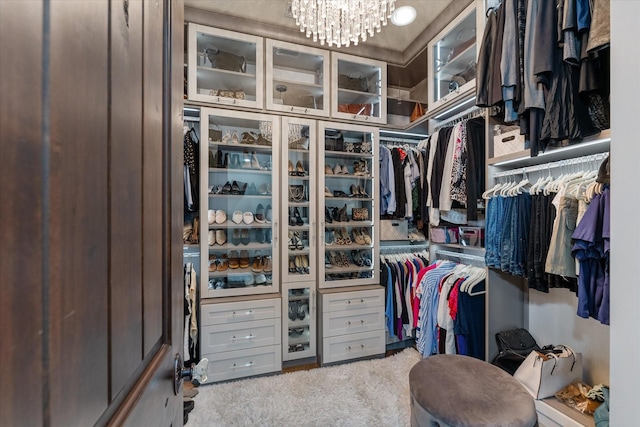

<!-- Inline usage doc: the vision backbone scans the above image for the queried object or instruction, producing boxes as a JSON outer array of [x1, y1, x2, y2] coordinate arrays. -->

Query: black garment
[[420, 147, 430, 222], [430, 127, 454, 210], [476, 6, 504, 107], [526, 193, 578, 292], [391, 148, 406, 219], [184, 128, 199, 212], [465, 117, 486, 221]]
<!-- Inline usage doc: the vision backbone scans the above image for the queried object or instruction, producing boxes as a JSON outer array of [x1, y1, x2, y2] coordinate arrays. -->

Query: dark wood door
[[0, 1, 185, 426]]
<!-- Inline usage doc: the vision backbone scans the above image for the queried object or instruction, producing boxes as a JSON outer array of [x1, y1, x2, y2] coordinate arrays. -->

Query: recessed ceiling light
[[390, 6, 416, 27]]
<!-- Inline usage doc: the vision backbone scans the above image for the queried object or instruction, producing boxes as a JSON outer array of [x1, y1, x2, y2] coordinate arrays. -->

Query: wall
[[610, 1, 640, 425], [528, 289, 610, 385]]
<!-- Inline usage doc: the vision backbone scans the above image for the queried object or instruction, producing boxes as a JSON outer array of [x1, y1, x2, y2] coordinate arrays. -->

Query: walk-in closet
[[4, 0, 637, 425]]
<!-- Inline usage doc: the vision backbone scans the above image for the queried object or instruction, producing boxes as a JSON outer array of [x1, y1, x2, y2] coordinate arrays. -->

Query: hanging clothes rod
[[380, 242, 430, 253], [434, 106, 484, 131], [379, 136, 426, 145], [492, 152, 609, 178], [435, 249, 485, 266]]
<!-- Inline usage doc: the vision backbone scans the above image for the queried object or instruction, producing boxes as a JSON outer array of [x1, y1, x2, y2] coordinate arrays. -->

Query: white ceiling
[[184, 0, 455, 53]]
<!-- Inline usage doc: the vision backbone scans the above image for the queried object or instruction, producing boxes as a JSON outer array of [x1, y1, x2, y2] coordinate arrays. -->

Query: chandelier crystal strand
[[291, 0, 395, 48]]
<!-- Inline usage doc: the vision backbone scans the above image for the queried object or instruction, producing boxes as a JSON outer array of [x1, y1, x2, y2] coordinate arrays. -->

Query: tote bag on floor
[[514, 345, 583, 399]]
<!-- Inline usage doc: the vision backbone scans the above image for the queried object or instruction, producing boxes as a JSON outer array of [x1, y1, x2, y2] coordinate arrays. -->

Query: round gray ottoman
[[409, 354, 537, 427]]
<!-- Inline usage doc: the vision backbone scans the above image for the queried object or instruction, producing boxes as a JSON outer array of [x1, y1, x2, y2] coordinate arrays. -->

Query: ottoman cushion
[[409, 354, 537, 427]]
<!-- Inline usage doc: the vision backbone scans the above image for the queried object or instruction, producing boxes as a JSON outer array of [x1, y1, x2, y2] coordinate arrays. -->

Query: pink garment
[[448, 278, 466, 321], [413, 264, 437, 328]]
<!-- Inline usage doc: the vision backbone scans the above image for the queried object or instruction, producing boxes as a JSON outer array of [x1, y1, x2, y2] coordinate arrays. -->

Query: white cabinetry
[[188, 24, 263, 109], [318, 286, 385, 365], [266, 39, 330, 117], [280, 117, 318, 361], [427, 2, 478, 112], [317, 121, 379, 288], [331, 52, 386, 124], [200, 297, 282, 383]]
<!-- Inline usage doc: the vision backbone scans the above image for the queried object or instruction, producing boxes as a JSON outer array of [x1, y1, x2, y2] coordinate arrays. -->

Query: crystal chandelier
[[291, 0, 396, 48]]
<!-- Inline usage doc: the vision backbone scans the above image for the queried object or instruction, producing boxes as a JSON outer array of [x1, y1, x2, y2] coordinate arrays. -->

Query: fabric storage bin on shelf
[[458, 227, 484, 247], [380, 219, 408, 241], [429, 227, 458, 244], [493, 128, 526, 157]]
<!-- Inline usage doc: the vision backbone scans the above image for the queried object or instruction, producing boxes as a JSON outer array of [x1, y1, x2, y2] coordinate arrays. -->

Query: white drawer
[[322, 330, 385, 364], [202, 345, 282, 383], [201, 318, 281, 354], [323, 307, 385, 337], [323, 288, 384, 313], [200, 298, 281, 327]]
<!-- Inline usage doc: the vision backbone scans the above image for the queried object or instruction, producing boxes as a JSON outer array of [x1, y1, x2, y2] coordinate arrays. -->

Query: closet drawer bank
[[318, 286, 385, 365], [206, 345, 281, 383], [200, 297, 280, 326], [200, 297, 282, 383]]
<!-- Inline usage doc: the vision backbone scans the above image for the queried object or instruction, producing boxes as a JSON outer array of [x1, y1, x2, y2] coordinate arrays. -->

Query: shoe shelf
[[318, 122, 379, 289], [280, 118, 318, 363], [200, 108, 280, 299]]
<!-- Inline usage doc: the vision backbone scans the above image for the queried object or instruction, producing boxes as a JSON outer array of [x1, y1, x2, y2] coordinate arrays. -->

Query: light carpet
[[188, 348, 422, 427]]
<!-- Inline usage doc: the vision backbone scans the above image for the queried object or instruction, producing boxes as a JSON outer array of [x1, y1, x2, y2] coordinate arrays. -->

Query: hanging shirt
[[379, 146, 396, 215]]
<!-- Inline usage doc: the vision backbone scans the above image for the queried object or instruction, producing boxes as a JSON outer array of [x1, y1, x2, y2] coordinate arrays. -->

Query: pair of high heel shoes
[[325, 205, 347, 224], [288, 255, 310, 274], [327, 250, 350, 267], [217, 180, 247, 195], [350, 184, 369, 198], [289, 207, 304, 226], [288, 231, 305, 250], [288, 301, 307, 321], [288, 160, 307, 176]]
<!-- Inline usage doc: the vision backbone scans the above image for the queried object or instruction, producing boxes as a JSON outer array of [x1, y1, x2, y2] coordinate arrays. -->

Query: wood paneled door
[[0, 1, 185, 426]]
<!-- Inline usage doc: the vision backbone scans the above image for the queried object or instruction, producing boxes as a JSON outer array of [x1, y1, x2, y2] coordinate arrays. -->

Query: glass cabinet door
[[280, 117, 317, 285], [331, 52, 387, 125], [427, 2, 478, 111], [266, 40, 330, 117], [200, 108, 279, 298], [282, 285, 316, 361], [188, 24, 263, 109], [318, 122, 379, 288]]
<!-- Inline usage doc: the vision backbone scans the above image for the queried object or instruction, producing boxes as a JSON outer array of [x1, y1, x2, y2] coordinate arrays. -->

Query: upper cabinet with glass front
[[331, 52, 386, 125], [427, 2, 478, 112], [266, 39, 330, 117], [188, 24, 264, 109]]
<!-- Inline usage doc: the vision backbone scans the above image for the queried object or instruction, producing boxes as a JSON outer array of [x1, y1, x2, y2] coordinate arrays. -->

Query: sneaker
[[265, 204, 273, 223], [208, 210, 216, 225], [255, 273, 267, 285]]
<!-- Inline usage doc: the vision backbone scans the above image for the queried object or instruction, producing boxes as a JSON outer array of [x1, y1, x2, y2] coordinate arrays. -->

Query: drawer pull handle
[[347, 321, 351, 326], [231, 334, 255, 341], [361, 344, 365, 349], [360, 299, 364, 303], [347, 346, 351, 351], [360, 320, 364, 324], [232, 310, 254, 317], [347, 300, 351, 304], [232, 361, 254, 369]]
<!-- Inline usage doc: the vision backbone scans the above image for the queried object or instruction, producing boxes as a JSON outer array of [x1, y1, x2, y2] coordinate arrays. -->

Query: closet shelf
[[488, 129, 611, 168]]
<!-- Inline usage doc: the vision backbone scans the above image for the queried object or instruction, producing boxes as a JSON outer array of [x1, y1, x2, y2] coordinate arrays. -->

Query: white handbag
[[513, 345, 583, 399]]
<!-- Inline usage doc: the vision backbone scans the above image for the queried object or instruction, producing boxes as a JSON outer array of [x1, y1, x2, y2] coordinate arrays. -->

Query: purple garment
[[571, 187, 610, 325]]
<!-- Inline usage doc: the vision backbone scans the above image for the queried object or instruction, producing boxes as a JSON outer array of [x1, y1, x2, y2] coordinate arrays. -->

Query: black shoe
[[294, 207, 304, 226], [184, 399, 195, 413], [325, 207, 333, 224]]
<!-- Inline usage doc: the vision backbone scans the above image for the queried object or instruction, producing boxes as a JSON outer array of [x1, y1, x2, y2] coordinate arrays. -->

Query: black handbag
[[205, 47, 246, 73], [324, 130, 344, 152], [491, 328, 541, 375]]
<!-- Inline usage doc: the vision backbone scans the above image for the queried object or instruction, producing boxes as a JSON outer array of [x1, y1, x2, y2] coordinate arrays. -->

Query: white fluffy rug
[[188, 348, 422, 427]]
